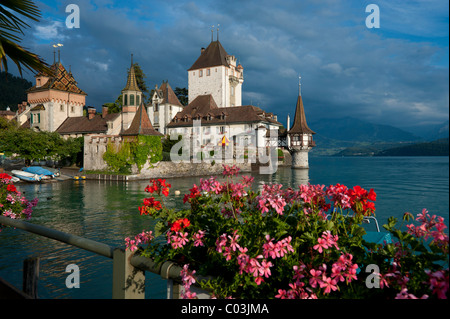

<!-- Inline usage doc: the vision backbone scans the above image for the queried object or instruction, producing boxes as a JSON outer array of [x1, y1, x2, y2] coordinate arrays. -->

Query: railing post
[[112, 248, 145, 299], [23, 257, 40, 299]]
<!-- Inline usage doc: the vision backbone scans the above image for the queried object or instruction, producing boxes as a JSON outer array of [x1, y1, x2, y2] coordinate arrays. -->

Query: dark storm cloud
[[14, 0, 449, 132]]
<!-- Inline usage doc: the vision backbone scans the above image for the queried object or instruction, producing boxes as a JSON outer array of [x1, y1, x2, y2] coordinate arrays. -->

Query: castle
[[13, 32, 315, 171]]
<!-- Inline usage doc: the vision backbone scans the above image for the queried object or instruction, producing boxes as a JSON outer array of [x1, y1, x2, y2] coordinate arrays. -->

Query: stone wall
[[83, 134, 122, 171], [130, 161, 252, 180]]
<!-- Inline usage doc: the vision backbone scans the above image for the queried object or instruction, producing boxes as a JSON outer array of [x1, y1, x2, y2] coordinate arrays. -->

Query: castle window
[[124, 94, 128, 106], [60, 104, 64, 111], [155, 104, 159, 112], [199, 70, 203, 77], [207, 69, 210, 76], [130, 94, 135, 106], [136, 95, 140, 106], [71, 106, 74, 113]]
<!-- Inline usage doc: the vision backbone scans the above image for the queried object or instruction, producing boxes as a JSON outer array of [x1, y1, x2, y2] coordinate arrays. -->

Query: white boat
[[11, 170, 42, 182]]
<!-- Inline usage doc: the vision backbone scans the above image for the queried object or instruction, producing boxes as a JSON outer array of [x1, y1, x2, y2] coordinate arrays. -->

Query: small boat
[[10, 176, 20, 183], [11, 170, 42, 182], [22, 166, 56, 178]]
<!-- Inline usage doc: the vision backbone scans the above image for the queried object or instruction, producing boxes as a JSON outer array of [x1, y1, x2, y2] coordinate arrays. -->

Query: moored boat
[[11, 170, 42, 182], [22, 166, 56, 178]]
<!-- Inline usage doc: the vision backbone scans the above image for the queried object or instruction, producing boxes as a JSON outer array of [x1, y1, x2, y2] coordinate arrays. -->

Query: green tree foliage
[[174, 87, 188, 106], [103, 136, 162, 174], [0, 125, 83, 165], [0, 71, 32, 110]]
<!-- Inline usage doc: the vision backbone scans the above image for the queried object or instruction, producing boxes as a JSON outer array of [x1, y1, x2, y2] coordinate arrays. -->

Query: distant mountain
[[425, 120, 449, 140], [375, 138, 449, 156], [310, 117, 421, 143], [308, 117, 421, 156]]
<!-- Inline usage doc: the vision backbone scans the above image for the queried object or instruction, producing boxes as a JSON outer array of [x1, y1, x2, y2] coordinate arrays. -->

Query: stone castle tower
[[187, 32, 244, 108], [288, 77, 315, 169], [121, 55, 142, 131]]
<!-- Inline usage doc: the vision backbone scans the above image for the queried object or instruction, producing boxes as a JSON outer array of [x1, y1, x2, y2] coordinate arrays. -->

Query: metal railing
[[0, 215, 190, 299]]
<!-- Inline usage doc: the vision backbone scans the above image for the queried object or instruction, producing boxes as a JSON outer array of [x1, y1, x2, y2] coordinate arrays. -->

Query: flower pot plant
[[125, 165, 448, 299]]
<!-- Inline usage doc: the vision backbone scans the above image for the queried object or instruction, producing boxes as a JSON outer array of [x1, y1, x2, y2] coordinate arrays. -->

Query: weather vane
[[298, 74, 302, 96]]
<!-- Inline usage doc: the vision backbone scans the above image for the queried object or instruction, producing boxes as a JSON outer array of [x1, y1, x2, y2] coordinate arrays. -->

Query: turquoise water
[[0, 156, 448, 298]]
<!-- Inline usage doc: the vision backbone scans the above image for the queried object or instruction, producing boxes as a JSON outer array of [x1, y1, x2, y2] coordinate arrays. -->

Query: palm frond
[[0, 37, 51, 76], [0, 0, 51, 77]]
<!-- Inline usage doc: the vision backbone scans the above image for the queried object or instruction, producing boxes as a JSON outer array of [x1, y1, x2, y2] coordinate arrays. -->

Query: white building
[[188, 40, 244, 108], [148, 81, 184, 134], [167, 38, 282, 154], [16, 59, 87, 132]]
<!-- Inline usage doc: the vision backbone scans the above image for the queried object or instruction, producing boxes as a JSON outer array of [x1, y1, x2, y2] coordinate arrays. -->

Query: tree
[[0, 127, 83, 165], [174, 87, 188, 106], [0, 0, 52, 77], [132, 63, 150, 103]]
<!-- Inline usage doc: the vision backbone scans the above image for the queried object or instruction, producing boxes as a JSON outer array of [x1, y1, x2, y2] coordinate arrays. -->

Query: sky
[[8, 0, 450, 134]]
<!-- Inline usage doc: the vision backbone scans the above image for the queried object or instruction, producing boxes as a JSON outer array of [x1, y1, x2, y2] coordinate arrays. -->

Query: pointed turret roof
[[121, 102, 162, 136], [188, 40, 229, 71], [288, 95, 315, 135], [122, 61, 141, 92]]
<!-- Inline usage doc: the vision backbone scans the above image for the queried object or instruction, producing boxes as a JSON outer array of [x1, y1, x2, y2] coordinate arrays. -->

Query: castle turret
[[121, 54, 142, 131], [288, 76, 315, 169]]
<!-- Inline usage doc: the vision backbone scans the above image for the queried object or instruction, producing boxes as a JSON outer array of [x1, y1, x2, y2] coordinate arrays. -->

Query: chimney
[[102, 105, 108, 118], [88, 107, 96, 120], [201, 47, 205, 54]]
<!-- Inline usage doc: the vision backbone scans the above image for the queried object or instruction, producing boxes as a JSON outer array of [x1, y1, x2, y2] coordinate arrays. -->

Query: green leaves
[[0, 127, 83, 163], [0, 0, 52, 76]]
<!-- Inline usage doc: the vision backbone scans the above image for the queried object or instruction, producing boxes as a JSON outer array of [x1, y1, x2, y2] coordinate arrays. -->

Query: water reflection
[[2, 157, 447, 299]]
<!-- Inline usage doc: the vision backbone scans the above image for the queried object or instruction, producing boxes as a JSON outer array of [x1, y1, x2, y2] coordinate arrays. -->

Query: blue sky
[[9, 0, 450, 134]]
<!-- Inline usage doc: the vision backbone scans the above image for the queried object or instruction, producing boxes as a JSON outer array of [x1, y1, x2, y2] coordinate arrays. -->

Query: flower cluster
[[124, 165, 448, 299], [139, 179, 171, 215], [406, 208, 448, 253], [1, 173, 38, 231], [125, 231, 154, 252], [180, 264, 197, 299]]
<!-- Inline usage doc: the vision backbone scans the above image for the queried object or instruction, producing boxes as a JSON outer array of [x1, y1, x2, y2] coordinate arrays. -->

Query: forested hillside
[[0, 71, 32, 111]]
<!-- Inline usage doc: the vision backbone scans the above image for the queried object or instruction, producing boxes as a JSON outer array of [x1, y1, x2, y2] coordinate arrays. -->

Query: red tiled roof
[[121, 103, 162, 136], [157, 81, 183, 107], [56, 113, 119, 135], [166, 94, 282, 128]]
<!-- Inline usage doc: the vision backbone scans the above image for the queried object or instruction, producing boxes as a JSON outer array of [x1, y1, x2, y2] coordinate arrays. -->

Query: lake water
[[0, 156, 448, 299]]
